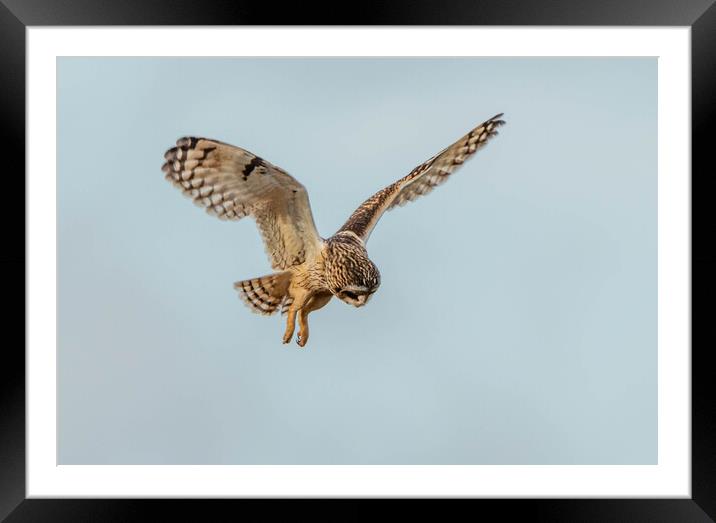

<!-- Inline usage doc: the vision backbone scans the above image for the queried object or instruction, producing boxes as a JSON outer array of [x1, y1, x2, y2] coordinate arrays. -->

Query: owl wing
[[338, 114, 505, 242], [162, 137, 323, 270]]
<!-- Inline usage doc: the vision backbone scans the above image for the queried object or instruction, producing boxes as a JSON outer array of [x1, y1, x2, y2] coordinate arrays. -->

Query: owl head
[[325, 234, 381, 307]]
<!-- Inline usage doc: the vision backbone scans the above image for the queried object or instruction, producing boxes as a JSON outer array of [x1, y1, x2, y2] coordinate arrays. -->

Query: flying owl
[[162, 113, 505, 347]]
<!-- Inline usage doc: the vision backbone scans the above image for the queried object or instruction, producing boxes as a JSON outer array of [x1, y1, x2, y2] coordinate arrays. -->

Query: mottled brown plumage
[[162, 113, 504, 347]]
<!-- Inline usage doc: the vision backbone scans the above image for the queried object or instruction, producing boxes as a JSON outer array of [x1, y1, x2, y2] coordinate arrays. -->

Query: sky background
[[57, 57, 656, 464]]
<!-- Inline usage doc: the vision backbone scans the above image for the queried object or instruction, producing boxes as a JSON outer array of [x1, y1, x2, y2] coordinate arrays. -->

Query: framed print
[[3, 0, 715, 520]]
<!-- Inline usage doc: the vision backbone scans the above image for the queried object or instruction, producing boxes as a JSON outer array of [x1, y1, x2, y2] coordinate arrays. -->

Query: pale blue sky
[[57, 57, 656, 464]]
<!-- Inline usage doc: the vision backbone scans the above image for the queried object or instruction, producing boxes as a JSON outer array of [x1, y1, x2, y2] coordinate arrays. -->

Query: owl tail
[[234, 271, 292, 316]]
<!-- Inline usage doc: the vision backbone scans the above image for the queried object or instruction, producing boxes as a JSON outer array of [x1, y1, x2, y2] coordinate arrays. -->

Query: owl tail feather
[[234, 271, 292, 316]]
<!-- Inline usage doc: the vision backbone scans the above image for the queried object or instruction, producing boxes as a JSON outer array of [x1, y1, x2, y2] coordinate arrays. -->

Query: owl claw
[[296, 334, 307, 348], [283, 309, 297, 345]]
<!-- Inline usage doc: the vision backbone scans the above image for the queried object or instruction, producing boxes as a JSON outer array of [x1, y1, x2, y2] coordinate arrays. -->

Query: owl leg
[[296, 293, 332, 347], [297, 309, 311, 347], [282, 307, 297, 344]]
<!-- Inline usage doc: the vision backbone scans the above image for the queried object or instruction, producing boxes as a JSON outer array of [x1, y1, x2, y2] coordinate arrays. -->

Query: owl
[[162, 113, 505, 347]]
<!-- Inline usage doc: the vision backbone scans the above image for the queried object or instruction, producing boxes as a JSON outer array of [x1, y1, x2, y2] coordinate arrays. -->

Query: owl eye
[[343, 291, 359, 300]]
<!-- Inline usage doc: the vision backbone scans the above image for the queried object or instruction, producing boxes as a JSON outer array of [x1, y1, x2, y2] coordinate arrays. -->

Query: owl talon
[[296, 334, 307, 348], [283, 308, 297, 344]]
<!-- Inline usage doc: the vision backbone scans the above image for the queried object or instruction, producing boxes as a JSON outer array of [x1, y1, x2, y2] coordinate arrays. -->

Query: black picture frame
[[2, 1, 714, 521]]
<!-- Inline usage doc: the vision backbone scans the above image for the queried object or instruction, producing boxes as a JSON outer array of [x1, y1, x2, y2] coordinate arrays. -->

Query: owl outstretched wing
[[338, 114, 505, 242], [162, 138, 322, 270]]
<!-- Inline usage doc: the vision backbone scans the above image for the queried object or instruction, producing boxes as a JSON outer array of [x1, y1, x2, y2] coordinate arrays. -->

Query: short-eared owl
[[162, 114, 505, 347]]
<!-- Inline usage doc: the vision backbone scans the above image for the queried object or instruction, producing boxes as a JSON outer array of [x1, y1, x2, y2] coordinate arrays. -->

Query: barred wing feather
[[162, 137, 323, 270], [338, 114, 505, 242]]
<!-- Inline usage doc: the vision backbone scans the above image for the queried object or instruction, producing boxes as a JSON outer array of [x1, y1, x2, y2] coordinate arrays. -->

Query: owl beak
[[356, 294, 368, 306]]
